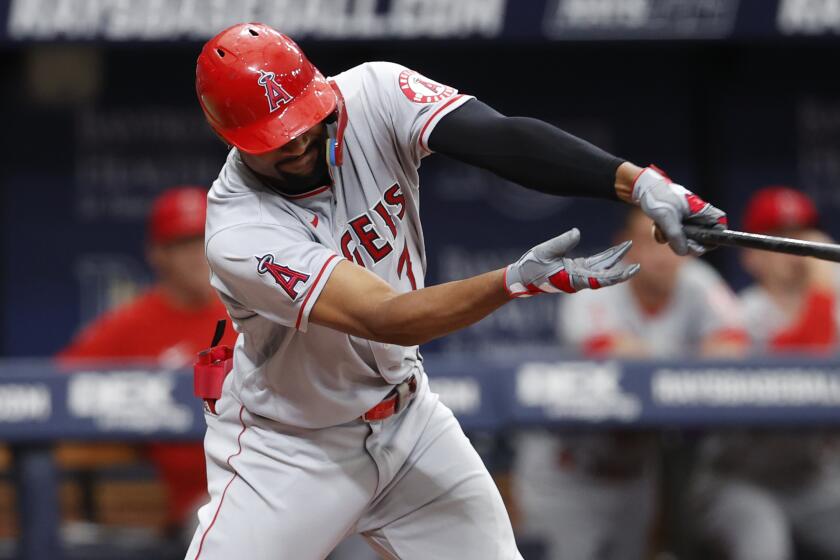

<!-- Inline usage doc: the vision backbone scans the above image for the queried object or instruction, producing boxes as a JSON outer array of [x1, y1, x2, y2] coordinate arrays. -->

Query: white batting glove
[[505, 228, 640, 298], [632, 165, 728, 256]]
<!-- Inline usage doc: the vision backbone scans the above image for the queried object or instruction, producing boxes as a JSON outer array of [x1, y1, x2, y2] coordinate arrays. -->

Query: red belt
[[362, 375, 417, 422]]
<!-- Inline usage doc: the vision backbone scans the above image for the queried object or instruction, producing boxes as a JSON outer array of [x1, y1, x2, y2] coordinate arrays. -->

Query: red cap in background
[[148, 186, 208, 245], [742, 186, 819, 234]]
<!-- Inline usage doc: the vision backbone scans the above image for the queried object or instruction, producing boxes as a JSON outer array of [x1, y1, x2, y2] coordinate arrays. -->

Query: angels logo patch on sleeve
[[256, 254, 310, 299], [398, 69, 456, 103]]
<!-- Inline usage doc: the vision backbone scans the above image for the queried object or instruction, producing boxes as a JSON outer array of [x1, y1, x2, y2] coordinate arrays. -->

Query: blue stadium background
[[3, 0, 840, 358]]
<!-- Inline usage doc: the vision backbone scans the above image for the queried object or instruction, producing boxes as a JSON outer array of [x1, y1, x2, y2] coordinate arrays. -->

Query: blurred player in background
[[739, 187, 839, 349], [59, 186, 235, 538], [513, 207, 746, 560], [558, 207, 746, 356], [689, 187, 840, 560]]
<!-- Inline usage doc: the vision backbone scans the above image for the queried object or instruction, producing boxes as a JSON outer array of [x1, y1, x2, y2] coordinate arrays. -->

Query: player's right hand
[[504, 228, 640, 298], [632, 165, 728, 256]]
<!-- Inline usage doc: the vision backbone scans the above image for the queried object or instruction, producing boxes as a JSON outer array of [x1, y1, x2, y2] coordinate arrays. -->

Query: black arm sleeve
[[428, 99, 624, 201]]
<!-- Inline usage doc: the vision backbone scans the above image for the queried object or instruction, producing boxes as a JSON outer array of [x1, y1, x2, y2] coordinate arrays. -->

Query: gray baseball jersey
[[205, 61, 473, 428]]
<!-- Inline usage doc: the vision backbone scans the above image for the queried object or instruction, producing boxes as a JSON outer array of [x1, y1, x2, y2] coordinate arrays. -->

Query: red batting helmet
[[195, 23, 337, 154], [742, 186, 819, 234]]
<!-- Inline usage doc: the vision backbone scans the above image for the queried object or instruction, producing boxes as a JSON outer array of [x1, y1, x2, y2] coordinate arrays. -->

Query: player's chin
[[275, 144, 320, 176], [279, 149, 328, 186]]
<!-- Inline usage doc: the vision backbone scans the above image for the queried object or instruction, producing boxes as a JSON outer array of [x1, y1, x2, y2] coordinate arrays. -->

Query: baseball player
[[188, 22, 727, 560]]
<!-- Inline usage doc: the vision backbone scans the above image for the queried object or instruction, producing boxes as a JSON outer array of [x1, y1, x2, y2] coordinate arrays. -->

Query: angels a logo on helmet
[[257, 70, 294, 113]]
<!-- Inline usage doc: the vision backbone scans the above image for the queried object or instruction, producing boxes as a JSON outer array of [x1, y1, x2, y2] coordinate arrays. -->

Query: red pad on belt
[[362, 396, 401, 422], [194, 345, 233, 414], [362, 376, 417, 422]]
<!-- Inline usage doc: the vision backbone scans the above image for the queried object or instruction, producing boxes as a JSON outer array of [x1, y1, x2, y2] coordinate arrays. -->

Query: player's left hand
[[505, 228, 640, 298], [632, 166, 728, 256]]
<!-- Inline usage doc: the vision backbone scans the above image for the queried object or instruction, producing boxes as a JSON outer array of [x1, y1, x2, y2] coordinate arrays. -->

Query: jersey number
[[397, 243, 417, 291]]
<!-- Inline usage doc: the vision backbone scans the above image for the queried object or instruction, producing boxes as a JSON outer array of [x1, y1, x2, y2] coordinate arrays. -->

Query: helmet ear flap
[[323, 110, 339, 165]]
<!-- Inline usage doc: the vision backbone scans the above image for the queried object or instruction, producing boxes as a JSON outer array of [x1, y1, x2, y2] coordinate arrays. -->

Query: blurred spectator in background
[[688, 187, 840, 560], [58, 186, 235, 539], [513, 207, 745, 560], [739, 187, 838, 350]]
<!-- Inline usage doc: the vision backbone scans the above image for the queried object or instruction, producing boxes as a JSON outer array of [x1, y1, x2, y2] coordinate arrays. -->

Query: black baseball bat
[[683, 225, 840, 263]]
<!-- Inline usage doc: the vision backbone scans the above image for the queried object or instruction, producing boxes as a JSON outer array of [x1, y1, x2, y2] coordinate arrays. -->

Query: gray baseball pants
[[185, 374, 522, 560]]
